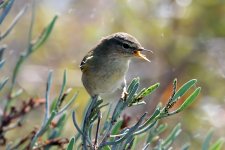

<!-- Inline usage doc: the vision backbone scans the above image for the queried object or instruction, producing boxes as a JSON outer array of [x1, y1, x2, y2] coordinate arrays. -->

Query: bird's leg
[[121, 78, 128, 100], [93, 111, 102, 149]]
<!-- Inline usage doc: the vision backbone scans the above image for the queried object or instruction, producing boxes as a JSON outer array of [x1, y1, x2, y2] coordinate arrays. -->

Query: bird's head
[[97, 32, 152, 62]]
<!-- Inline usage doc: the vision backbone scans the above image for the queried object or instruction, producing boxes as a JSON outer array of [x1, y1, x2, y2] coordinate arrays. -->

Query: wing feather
[[80, 50, 94, 72]]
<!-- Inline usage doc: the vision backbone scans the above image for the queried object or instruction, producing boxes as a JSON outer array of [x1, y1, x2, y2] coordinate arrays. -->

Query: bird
[[80, 32, 152, 99]]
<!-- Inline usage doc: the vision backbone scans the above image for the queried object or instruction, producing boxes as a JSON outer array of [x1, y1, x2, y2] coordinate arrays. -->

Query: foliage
[[70, 77, 201, 150]]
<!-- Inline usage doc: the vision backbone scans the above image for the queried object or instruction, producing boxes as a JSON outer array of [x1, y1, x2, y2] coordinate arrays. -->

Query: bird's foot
[[121, 90, 128, 101], [121, 79, 128, 100]]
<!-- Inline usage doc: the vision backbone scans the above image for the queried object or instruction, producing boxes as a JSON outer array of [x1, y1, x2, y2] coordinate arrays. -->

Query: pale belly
[[82, 59, 129, 96], [96, 70, 125, 93]]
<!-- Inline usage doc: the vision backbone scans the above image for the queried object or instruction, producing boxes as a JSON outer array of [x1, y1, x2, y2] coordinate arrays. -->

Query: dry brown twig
[[0, 98, 45, 145]]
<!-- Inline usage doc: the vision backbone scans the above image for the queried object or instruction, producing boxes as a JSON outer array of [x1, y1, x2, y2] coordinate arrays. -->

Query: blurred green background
[[1, 0, 225, 149]]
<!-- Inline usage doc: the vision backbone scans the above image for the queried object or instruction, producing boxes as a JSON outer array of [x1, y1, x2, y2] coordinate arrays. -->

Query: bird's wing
[[80, 50, 94, 72]]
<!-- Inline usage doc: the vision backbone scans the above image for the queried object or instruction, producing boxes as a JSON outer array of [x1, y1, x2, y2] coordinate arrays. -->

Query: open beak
[[133, 48, 153, 62]]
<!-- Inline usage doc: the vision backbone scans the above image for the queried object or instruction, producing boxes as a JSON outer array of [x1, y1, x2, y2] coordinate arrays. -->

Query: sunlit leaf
[[110, 120, 123, 137], [127, 78, 139, 102], [209, 138, 224, 150], [66, 137, 75, 150], [10, 89, 23, 98], [156, 124, 168, 134], [55, 113, 67, 136], [102, 145, 111, 150], [202, 129, 214, 150], [127, 77, 139, 94], [31, 15, 58, 52], [138, 107, 160, 130], [136, 83, 160, 99], [171, 79, 197, 103], [176, 87, 201, 112]]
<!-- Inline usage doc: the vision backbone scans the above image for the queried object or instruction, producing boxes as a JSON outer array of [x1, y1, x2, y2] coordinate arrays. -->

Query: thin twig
[[0, 98, 45, 145], [94, 111, 102, 149], [164, 79, 177, 113], [32, 138, 69, 150], [9, 128, 37, 150]]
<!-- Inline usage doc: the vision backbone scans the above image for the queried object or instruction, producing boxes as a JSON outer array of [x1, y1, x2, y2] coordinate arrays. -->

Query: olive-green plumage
[[80, 32, 151, 97]]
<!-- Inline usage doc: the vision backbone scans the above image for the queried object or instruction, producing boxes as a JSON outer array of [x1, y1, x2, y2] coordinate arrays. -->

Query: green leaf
[[131, 137, 138, 150], [202, 129, 214, 150], [56, 69, 67, 111], [10, 89, 23, 98], [136, 83, 160, 99], [176, 87, 201, 112], [127, 78, 139, 94], [102, 145, 111, 150], [209, 138, 224, 150], [138, 107, 160, 131], [171, 79, 197, 103], [133, 120, 157, 136], [66, 137, 75, 150], [162, 123, 182, 149], [31, 15, 58, 51], [111, 120, 123, 136], [156, 124, 168, 134], [0, 77, 8, 91], [127, 78, 140, 102], [56, 113, 67, 132], [50, 98, 58, 112]]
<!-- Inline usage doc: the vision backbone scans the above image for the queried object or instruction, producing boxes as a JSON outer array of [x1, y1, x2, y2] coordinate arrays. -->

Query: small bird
[[80, 32, 152, 98]]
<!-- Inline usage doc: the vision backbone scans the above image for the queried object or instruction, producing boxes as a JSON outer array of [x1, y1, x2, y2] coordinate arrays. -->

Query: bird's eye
[[122, 43, 130, 49]]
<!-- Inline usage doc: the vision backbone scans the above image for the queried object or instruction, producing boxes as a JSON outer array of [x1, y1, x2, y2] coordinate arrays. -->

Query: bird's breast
[[101, 58, 129, 80], [83, 58, 130, 95]]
